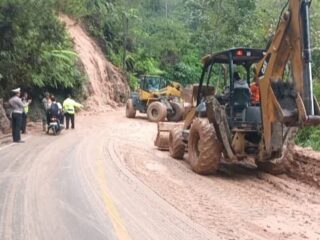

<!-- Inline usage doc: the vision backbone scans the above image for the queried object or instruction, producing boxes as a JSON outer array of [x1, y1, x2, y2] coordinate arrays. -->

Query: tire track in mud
[[110, 114, 320, 240], [109, 134, 265, 239], [121, 143, 320, 240], [102, 136, 215, 240]]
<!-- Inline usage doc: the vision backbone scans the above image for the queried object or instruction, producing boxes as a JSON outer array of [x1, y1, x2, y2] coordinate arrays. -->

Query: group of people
[[42, 92, 83, 132], [8, 88, 83, 143]]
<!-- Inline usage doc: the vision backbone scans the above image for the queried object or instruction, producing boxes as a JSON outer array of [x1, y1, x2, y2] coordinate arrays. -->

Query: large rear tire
[[147, 102, 167, 122], [188, 118, 222, 175], [169, 127, 185, 159], [126, 99, 136, 118], [167, 102, 184, 122]]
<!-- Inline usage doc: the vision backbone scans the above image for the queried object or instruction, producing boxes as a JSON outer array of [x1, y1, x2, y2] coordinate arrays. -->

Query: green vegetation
[[0, 0, 320, 149], [295, 82, 320, 151], [56, 0, 320, 85], [0, 0, 85, 99]]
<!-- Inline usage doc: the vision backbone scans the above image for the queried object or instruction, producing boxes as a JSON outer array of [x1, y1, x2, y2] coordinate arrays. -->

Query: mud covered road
[[0, 110, 319, 240]]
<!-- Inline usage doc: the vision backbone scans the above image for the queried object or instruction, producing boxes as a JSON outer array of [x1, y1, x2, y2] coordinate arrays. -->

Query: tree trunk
[[0, 99, 11, 134]]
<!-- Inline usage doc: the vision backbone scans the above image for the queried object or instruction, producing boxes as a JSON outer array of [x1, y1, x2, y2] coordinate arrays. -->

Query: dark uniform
[[9, 93, 24, 142]]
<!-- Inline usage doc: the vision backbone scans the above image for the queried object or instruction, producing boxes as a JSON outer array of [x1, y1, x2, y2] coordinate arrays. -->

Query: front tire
[[126, 99, 136, 118], [188, 118, 222, 175], [147, 102, 167, 122], [169, 127, 185, 159], [167, 102, 184, 122]]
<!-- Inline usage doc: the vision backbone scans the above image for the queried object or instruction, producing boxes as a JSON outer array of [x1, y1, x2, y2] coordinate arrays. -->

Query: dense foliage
[[59, 0, 320, 85], [0, 0, 84, 99]]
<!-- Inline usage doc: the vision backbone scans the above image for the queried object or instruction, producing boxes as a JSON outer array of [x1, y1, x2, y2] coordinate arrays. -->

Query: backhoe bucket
[[154, 122, 184, 150]]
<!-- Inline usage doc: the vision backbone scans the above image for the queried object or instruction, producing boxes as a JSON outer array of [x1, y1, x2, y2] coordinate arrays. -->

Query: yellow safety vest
[[63, 98, 82, 114], [24, 105, 29, 114]]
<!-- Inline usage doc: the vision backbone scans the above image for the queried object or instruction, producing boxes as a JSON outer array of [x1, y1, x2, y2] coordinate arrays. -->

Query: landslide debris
[[60, 14, 129, 111], [285, 146, 320, 188]]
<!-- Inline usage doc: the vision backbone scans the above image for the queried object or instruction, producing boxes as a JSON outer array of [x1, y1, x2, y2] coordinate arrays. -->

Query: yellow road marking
[[96, 153, 131, 240]]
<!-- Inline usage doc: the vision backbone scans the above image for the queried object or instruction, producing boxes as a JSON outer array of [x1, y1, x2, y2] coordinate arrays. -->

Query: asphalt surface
[[0, 110, 319, 240], [0, 112, 213, 240]]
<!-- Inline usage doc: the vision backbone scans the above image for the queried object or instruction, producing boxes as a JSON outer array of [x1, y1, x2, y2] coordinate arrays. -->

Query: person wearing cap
[[8, 88, 31, 143], [63, 94, 83, 129]]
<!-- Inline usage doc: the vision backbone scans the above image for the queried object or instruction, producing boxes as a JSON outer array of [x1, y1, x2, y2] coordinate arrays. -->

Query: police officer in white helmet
[[8, 88, 31, 143]]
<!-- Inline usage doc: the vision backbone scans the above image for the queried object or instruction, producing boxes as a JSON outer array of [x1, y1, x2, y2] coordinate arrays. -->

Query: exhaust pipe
[[301, 0, 314, 115]]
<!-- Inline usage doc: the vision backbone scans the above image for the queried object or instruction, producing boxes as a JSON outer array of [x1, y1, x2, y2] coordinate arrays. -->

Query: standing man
[[42, 92, 51, 131], [63, 94, 83, 129], [21, 92, 31, 134], [9, 88, 31, 143]]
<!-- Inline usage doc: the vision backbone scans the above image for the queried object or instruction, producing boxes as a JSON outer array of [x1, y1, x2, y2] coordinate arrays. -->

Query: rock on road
[[0, 110, 319, 240]]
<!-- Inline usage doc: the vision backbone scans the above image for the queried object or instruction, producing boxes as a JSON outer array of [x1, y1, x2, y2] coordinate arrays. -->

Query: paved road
[[0, 112, 212, 240], [0, 111, 319, 240]]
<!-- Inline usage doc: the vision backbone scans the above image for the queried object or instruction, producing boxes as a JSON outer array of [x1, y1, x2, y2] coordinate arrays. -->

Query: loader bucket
[[154, 122, 184, 150]]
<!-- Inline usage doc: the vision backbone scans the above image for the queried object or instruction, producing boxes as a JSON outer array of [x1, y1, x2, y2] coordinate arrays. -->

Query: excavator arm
[[256, 0, 320, 159]]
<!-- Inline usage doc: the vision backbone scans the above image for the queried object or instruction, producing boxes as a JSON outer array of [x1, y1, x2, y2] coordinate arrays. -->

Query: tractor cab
[[197, 48, 265, 128], [140, 75, 167, 92]]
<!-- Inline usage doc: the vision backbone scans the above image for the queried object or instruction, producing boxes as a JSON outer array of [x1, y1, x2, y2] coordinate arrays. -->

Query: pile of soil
[[285, 146, 320, 188], [60, 14, 129, 112]]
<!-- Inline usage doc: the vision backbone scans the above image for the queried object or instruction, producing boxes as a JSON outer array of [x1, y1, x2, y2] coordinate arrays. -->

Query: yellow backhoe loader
[[126, 75, 184, 122], [155, 0, 320, 174]]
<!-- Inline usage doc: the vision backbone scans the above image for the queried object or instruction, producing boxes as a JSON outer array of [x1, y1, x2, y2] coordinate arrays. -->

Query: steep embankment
[[60, 14, 129, 111]]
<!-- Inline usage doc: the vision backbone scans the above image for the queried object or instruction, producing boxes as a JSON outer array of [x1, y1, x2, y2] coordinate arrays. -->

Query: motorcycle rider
[[47, 96, 63, 133]]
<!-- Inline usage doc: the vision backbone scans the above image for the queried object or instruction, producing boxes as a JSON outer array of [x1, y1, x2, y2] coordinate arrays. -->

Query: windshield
[[143, 76, 166, 91]]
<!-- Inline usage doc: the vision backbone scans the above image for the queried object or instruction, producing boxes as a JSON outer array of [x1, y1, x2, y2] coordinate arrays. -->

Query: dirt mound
[[284, 146, 320, 188], [60, 14, 129, 112], [0, 99, 10, 134]]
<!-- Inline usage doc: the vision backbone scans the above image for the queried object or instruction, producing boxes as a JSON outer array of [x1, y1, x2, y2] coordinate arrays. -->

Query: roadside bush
[[0, 0, 85, 98], [295, 81, 320, 150]]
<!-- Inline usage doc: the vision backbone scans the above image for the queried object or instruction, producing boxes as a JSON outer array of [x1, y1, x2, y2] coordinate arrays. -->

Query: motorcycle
[[47, 117, 63, 135]]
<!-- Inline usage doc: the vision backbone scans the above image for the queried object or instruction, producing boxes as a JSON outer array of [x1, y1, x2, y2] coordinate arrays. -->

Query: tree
[[0, 0, 84, 97]]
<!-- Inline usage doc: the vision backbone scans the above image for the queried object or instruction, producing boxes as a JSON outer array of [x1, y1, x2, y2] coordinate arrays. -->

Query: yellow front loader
[[126, 75, 184, 122]]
